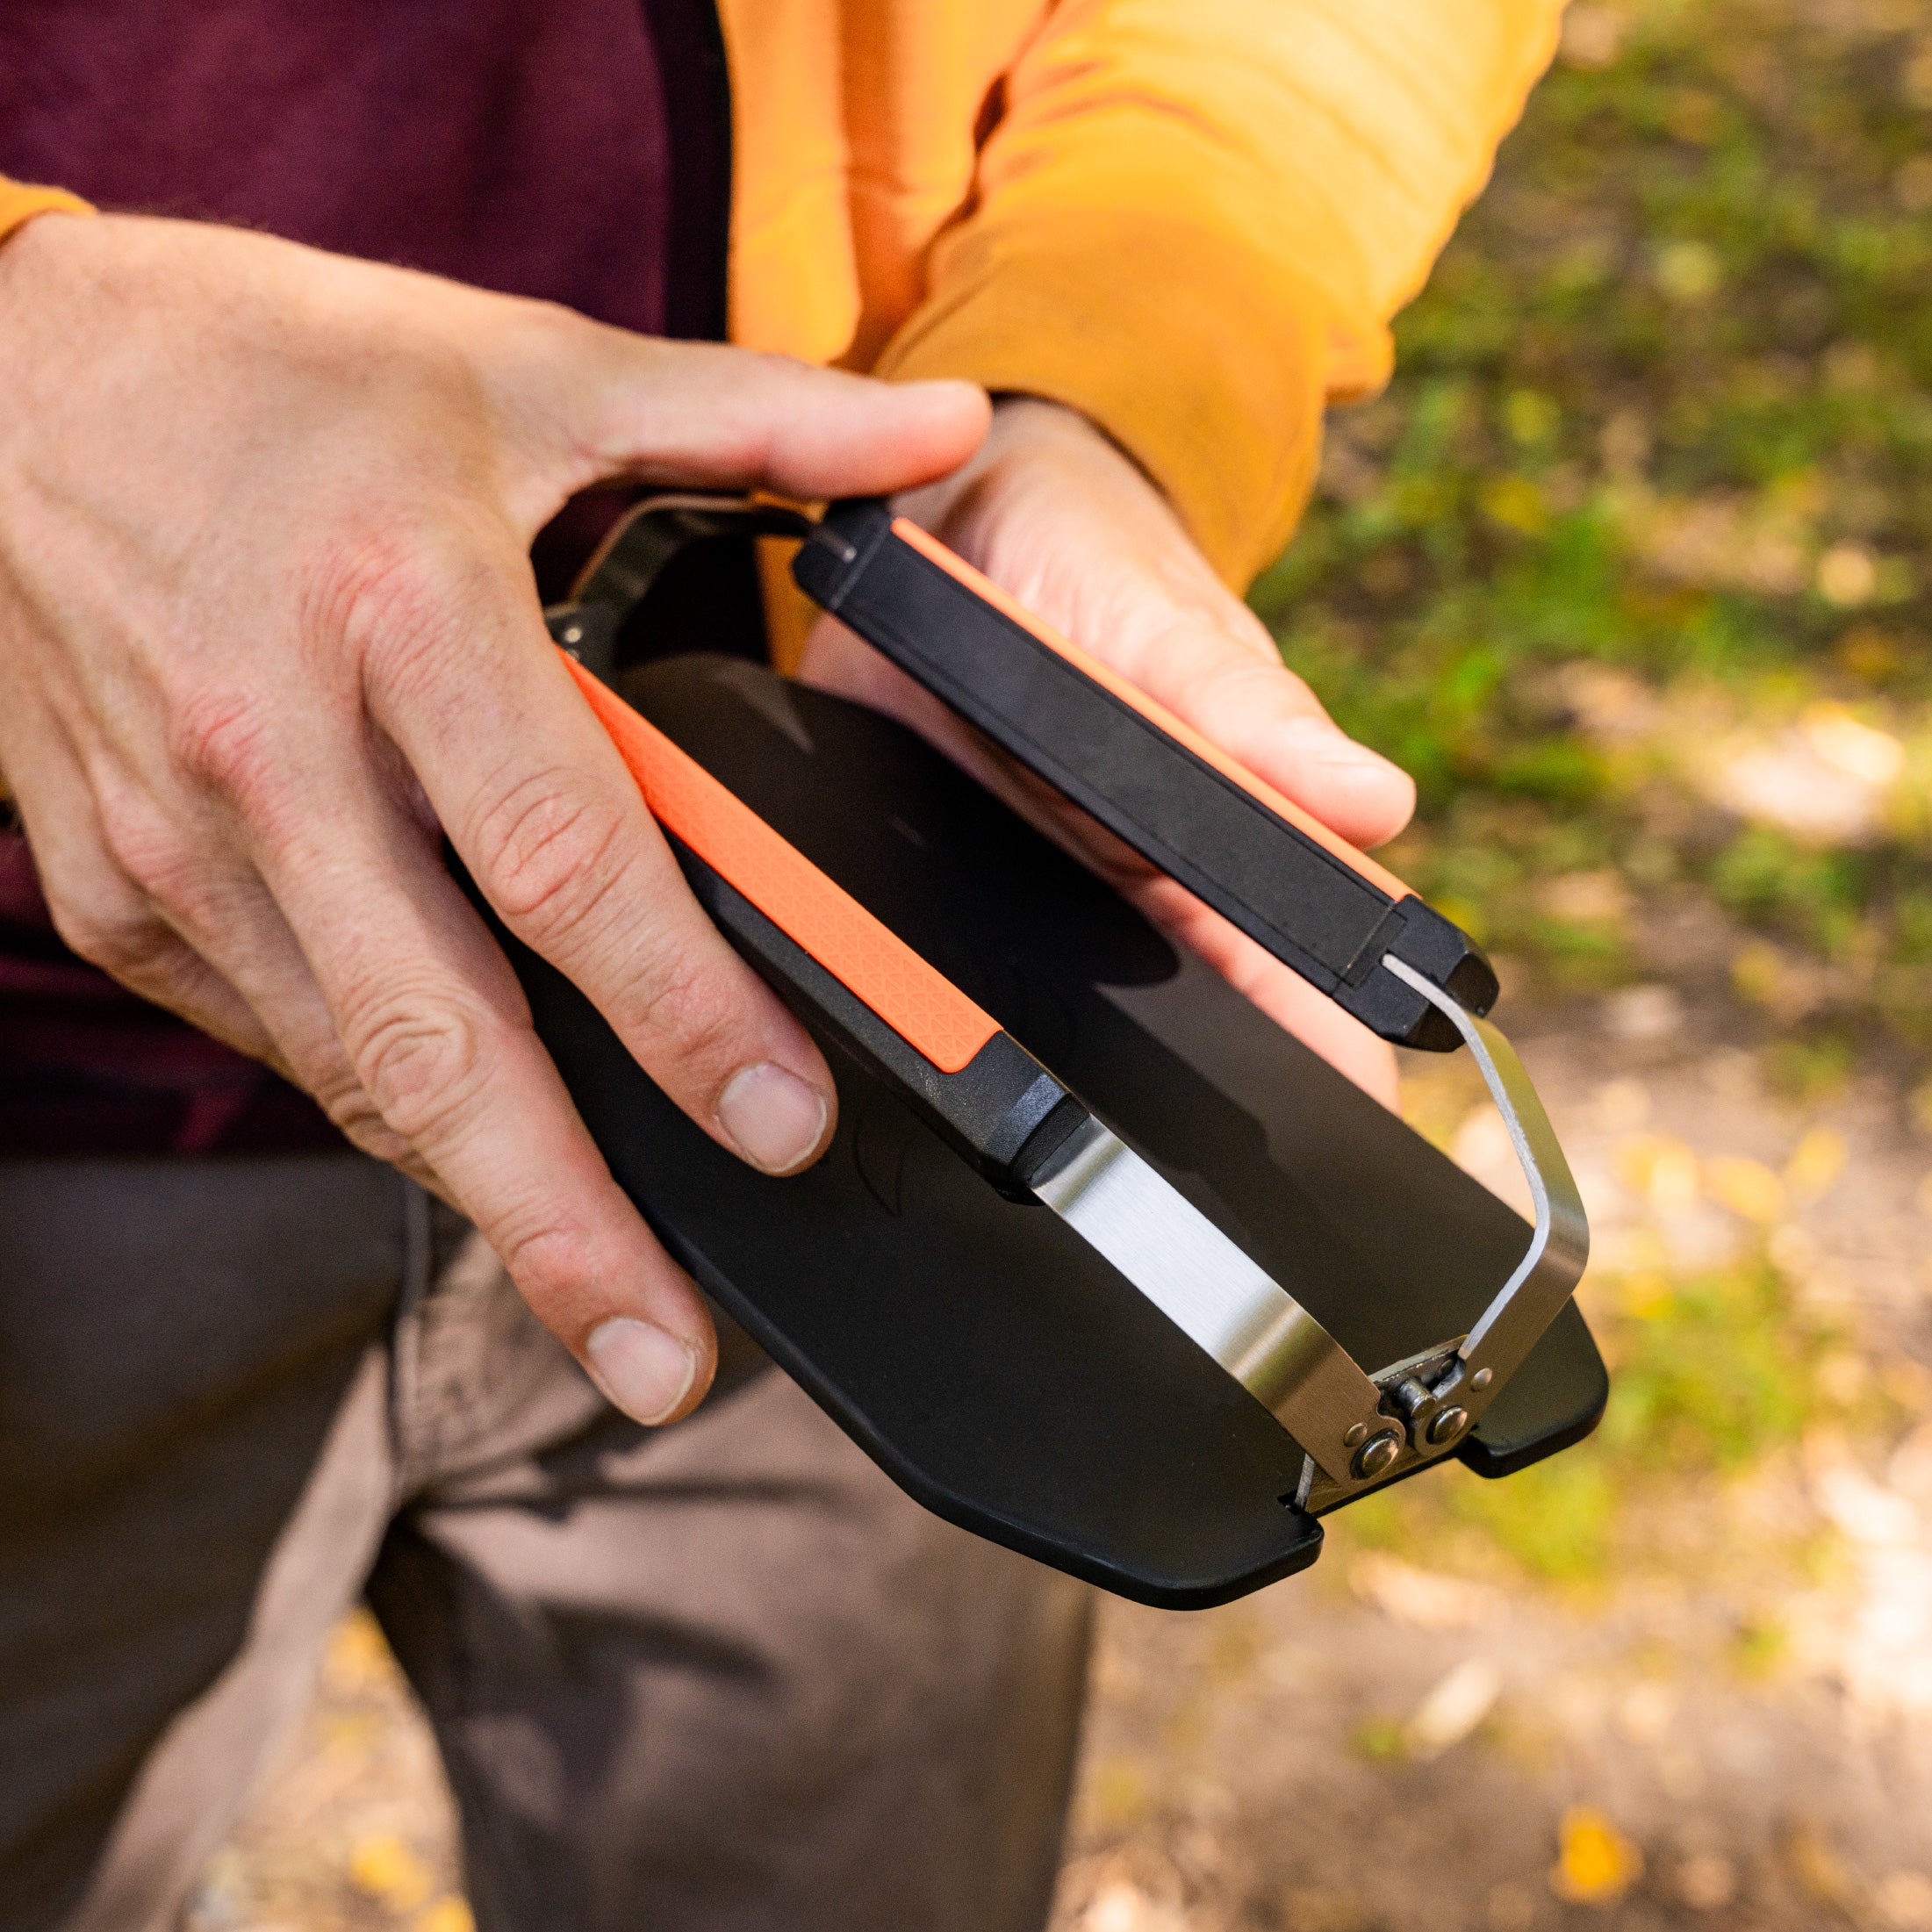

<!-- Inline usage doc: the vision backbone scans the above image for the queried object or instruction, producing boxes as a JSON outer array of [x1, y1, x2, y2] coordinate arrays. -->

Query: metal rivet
[[1426, 1405, 1469, 1446], [1353, 1430, 1402, 1480], [1470, 1368, 1493, 1391], [1343, 1422, 1368, 1447], [562, 623, 584, 645]]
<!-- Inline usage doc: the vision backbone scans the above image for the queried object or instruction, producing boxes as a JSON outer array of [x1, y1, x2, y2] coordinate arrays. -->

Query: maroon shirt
[[0, 0, 729, 1154]]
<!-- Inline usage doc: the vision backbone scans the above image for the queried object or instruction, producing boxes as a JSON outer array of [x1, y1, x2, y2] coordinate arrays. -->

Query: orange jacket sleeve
[[876, 0, 1564, 587], [0, 179, 93, 245]]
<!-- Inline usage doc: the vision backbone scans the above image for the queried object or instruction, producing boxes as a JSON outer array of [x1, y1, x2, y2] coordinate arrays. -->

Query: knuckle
[[492, 1216, 603, 1310], [348, 996, 491, 1147], [166, 684, 284, 811], [502, 298, 600, 376], [1189, 645, 1314, 725], [92, 787, 202, 909], [468, 773, 631, 949], [298, 1052, 436, 1177], [46, 885, 176, 982], [322, 1088, 415, 1167], [613, 935, 746, 1074], [306, 521, 492, 693], [302, 1055, 384, 1132]]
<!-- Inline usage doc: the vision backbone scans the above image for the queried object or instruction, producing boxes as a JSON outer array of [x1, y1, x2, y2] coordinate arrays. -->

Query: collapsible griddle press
[[485, 497, 1600, 1610]]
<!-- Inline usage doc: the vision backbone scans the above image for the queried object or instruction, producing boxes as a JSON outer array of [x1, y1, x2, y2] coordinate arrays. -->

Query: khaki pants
[[0, 1155, 1091, 1932]]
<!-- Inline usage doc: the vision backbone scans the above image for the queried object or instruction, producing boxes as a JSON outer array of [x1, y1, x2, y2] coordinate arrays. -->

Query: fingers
[[499, 326, 990, 531], [897, 394, 1415, 850], [9, 716, 445, 1175], [1109, 614, 1417, 853], [8, 593, 724, 1425], [0, 227, 999, 1433], [329, 526, 837, 1178], [0, 693, 281, 1062], [799, 610, 1404, 1109], [248, 761, 721, 1422]]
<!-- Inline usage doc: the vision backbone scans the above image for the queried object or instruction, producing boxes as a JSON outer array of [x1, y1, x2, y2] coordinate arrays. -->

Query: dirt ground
[[184, 956, 1932, 1932], [1046, 984, 1932, 1932]]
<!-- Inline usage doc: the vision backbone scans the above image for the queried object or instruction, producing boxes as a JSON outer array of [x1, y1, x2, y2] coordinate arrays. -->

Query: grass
[[1251, 0, 1932, 1591], [1338, 1239, 1865, 1588], [1253, 0, 1932, 1048]]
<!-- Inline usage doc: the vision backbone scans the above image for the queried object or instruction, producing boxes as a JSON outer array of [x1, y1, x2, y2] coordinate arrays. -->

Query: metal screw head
[[1343, 1422, 1368, 1448], [1426, 1405, 1469, 1446], [1470, 1367, 1493, 1391], [1353, 1430, 1402, 1480]]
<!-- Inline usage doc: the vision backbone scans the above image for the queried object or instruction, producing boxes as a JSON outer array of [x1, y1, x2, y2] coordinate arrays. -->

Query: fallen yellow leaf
[[1081, 1757, 1152, 1834], [1785, 1821, 1856, 1907], [1482, 472, 1550, 535], [323, 1608, 393, 1695], [1615, 1135, 1699, 1216], [1706, 1155, 1785, 1224], [348, 1833, 434, 1912], [1785, 1127, 1848, 1203], [1551, 1806, 1644, 1905]]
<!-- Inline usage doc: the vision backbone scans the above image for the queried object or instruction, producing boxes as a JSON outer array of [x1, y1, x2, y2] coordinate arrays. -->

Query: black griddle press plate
[[492, 656, 1607, 1610]]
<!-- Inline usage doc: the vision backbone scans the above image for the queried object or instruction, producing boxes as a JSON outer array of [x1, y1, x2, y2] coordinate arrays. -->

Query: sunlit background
[[187, 3, 1932, 1926]]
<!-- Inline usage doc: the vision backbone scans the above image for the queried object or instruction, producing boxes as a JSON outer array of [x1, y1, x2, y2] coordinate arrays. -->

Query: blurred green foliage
[[1253, 0, 1932, 1049], [1342, 1246, 1852, 1587], [1598, 1256, 1826, 1469]]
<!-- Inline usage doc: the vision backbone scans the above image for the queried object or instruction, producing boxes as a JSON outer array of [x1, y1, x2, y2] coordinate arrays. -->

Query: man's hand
[[798, 397, 1418, 1106], [0, 212, 988, 1425]]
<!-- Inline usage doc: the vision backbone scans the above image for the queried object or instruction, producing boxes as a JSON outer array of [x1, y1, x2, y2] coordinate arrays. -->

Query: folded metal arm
[[546, 494, 814, 679], [1293, 959, 1591, 1510], [1382, 957, 1591, 1404]]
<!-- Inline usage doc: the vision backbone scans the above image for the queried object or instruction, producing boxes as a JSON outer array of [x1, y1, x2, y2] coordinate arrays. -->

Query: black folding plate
[[492, 655, 1606, 1609]]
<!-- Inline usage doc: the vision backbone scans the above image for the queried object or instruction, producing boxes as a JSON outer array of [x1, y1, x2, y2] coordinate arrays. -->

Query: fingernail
[[585, 1317, 698, 1425], [716, 1061, 830, 1174]]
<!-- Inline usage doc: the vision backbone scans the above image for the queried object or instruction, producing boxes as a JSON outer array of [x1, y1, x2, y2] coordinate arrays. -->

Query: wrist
[[897, 392, 1183, 562], [894, 388, 1246, 646], [0, 203, 97, 326], [909, 395, 1114, 513]]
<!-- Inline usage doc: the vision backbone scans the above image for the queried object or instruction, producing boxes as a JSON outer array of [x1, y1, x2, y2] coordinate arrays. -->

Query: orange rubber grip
[[562, 652, 999, 1075], [888, 518, 1411, 903]]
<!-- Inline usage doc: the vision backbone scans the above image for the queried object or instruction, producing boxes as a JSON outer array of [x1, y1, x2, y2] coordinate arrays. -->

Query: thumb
[[510, 327, 991, 521]]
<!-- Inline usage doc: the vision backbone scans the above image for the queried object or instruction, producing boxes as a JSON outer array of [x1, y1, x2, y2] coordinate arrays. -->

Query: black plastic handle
[[794, 499, 1497, 1050], [665, 834, 1088, 1198], [542, 606, 1088, 1197]]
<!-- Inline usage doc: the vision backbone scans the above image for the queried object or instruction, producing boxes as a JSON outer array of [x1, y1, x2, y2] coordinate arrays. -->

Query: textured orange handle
[[888, 518, 1411, 903], [562, 653, 999, 1075]]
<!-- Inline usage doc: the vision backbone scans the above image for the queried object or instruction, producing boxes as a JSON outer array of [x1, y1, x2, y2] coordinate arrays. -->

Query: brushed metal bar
[[1031, 1118, 1385, 1482]]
